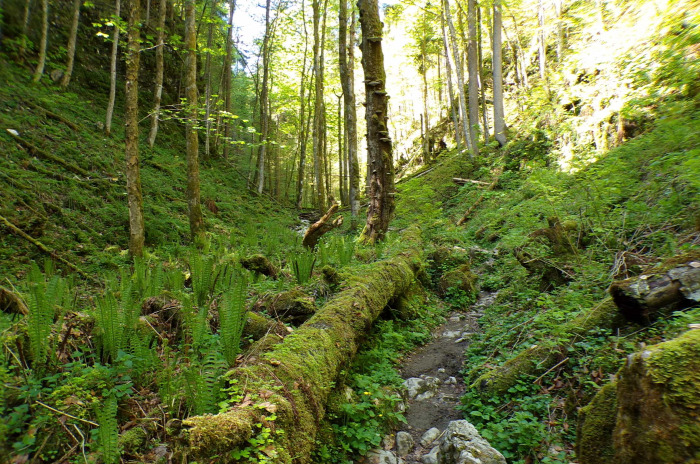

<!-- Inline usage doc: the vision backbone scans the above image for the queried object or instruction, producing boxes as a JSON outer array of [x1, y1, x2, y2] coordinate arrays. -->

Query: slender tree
[[295, 0, 311, 208], [311, 0, 326, 210], [105, 0, 121, 135], [32, 0, 48, 83], [347, 4, 360, 223], [467, 0, 480, 155], [125, 0, 145, 256], [257, 0, 272, 194], [443, 0, 473, 155], [185, 0, 205, 243], [477, 3, 489, 143], [222, 0, 236, 159], [493, 0, 506, 146], [441, 8, 461, 148], [60, 0, 81, 89], [203, 0, 216, 159], [19, 0, 32, 58], [358, 0, 394, 243], [538, 0, 546, 80], [147, 0, 167, 147]]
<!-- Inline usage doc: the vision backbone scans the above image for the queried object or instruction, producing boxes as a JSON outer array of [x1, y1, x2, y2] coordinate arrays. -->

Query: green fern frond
[[96, 394, 120, 464], [219, 276, 249, 366]]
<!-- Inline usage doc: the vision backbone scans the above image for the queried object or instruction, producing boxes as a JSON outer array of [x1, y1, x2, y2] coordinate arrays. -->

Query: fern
[[290, 248, 317, 284], [95, 291, 123, 363], [184, 347, 226, 415], [25, 263, 66, 367], [96, 394, 120, 464], [218, 276, 248, 366], [189, 252, 219, 307]]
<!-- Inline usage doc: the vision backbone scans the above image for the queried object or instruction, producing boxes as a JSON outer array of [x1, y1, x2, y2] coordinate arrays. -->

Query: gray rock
[[404, 376, 441, 400], [420, 427, 442, 447], [421, 446, 441, 464], [396, 431, 414, 457], [404, 377, 424, 399], [439, 420, 506, 464], [415, 390, 436, 401], [366, 449, 404, 464]]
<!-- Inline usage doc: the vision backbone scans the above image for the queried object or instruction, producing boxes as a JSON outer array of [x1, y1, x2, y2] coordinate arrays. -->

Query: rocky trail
[[361, 291, 507, 464]]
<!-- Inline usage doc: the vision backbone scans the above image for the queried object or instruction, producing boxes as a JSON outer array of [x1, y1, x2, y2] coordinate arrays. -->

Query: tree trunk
[[477, 3, 489, 144], [344, 1, 360, 224], [31, 0, 48, 83], [147, 0, 167, 147], [185, 0, 205, 243], [312, 0, 326, 211], [337, 94, 344, 204], [302, 203, 343, 249], [555, 0, 564, 63], [467, 0, 480, 155], [222, 0, 236, 159], [538, 0, 546, 80], [125, 0, 145, 257], [609, 258, 700, 324], [421, 11, 430, 162], [183, 229, 423, 463], [441, 8, 461, 148], [296, 0, 311, 209], [320, 0, 330, 206], [60, 0, 81, 89], [106, 0, 122, 136], [443, 0, 473, 156], [492, 0, 506, 146], [19, 0, 32, 58], [358, 0, 395, 244], [203, 0, 215, 161], [256, 0, 272, 195]]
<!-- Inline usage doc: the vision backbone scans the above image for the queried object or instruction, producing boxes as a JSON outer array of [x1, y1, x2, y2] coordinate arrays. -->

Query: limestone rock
[[395, 431, 414, 457], [420, 445, 440, 464], [439, 420, 506, 464], [420, 427, 441, 447], [366, 449, 404, 464], [403, 376, 441, 400]]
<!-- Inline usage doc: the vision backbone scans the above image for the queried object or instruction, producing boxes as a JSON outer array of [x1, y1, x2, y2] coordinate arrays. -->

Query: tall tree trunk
[[467, 0, 480, 156], [312, 0, 326, 211], [256, 0, 272, 195], [222, 0, 236, 159], [320, 0, 330, 206], [337, 93, 344, 204], [203, 0, 215, 160], [358, 0, 394, 244], [477, 3, 489, 144], [125, 0, 145, 257], [492, 0, 506, 146], [555, 0, 564, 63], [31, 0, 48, 83], [19, 0, 32, 58], [147, 0, 167, 147], [295, 0, 311, 209], [443, 0, 473, 156], [538, 0, 546, 80], [145, 0, 150, 25], [441, 8, 461, 148], [339, 0, 359, 223], [60, 0, 81, 89], [105, 0, 122, 136], [421, 9, 430, 162], [185, 0, 205, 243]]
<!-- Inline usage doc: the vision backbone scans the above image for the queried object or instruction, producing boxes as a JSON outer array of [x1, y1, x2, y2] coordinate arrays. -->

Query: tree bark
[[358, 0, 395, 244], [296, 0, 311, 209], [337, 93, 344, 204], [60, 0, 82, 89], [203, 0, 216, 161], [183, 229, 423, 463], [345, 1, 360, 224], [492, 0, 506, 146], [467, 0, 480, 155], [185, 0, 205, 243], [320, 0, 330, 206], [125, 0, 145, 257], [443, 0, 473, 156], [19, 0, 32, 58], [105, 0, 122, 136], [302, 203, 343, 249], [609, 258, 700, 324], [312, 0, 326, 211], [147, 0, 167, 147], [477, 3, 489, 144], [222, 0, 236, 159], [256, 0, 272, 195], [441, 8, 461, 148], [31, 0, 48, 83], [538, 0, 546, 80]]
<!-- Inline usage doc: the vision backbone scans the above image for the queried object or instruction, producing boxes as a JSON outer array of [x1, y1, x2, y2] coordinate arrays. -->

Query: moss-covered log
[[576, 382, 617, 464], [181, 229, 423, 463], [609, 257, 700, 323], [473, 299, 626, 395], [240, 254, 279, 278]]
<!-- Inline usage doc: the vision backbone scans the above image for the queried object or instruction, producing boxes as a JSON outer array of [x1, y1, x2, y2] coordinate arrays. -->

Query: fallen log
[[472, 298, 626, 396], [609, 257, 700, 323], [0, 287, 28, 316], [302, 203, 343, 249], [456, 167, 503, 226], [180, 228, 423, 463], [452, 177, 490, 186]]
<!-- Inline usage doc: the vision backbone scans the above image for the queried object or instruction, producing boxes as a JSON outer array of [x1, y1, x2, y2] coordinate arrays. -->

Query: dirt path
[[397, 291, 495, 463]]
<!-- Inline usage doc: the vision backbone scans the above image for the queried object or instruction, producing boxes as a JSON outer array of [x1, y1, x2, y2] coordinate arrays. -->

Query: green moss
[[576, 382, 618, 464], [613, 329, 700, 464], [437, 264, 478, 299], [118, 426, 149, 455]]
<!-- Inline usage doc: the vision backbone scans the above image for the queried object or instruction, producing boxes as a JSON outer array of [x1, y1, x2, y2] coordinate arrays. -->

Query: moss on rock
[[437, 264, 478, 299], [240, 254, 279, 278], [613, 328, 700, 464], [576, 382, 618, 464]]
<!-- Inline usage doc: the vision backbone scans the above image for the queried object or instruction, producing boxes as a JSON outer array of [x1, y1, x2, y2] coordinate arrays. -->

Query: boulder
[[420, 427, 441, 448], [240, 254, 279, 278], [421, 446, 440, 464], [437, 264, 478, 301], [395, 431, 414, 457], [366, 449, 404, 464], [439, 420, 506, 464]]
